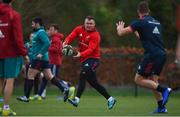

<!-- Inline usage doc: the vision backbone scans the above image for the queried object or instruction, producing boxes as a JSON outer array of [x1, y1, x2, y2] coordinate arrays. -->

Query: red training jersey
[[48, 32, 64, 65], [0, 3, 27, 58], [64, 25, 100, 62]]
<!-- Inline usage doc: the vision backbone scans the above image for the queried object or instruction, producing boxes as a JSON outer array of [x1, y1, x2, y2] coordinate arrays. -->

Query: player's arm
[[12, 13, 29, 64], [116, 21, 133, 36], [63, 27, 79, 46], [12, 13, 27, 56]]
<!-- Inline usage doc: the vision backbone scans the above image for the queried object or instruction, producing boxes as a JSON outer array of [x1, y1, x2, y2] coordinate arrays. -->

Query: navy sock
[[38, 77, 48, 96], [34, 74, 39, 94], [51, 77, 64, 92], [25, 79, 34, 98], [157, 100, 164, 108], [156, 85, 166, 93], [24, 78, 28, 95]]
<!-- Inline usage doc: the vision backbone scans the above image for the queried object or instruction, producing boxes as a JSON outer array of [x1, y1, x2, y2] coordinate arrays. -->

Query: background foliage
[[13, 0, 179, 48]]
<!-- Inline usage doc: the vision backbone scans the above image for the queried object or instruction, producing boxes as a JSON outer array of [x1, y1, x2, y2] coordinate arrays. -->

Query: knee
[[134, 74, 143, 84], [134, 77, 139, 84]]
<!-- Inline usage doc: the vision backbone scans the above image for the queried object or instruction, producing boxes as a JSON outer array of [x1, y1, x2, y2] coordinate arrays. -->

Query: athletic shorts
[[30, 60, 51, 71], [137, 53, 166, 77], [0, 56, 24, 78], [81, 58, 100, 71]]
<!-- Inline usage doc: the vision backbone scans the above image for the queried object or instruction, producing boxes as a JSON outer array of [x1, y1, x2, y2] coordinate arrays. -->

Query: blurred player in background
[[23, 33, 45, 97], [16, 17, 71, 103], [116, 1, 172, 114], [30, 24, 75, 101]]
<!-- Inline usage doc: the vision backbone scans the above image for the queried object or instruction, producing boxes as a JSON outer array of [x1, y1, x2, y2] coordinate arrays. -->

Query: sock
[[59, 80, 69, 90], [51, 77, 64, 92], [3, 105, 9, 110], [157, 100, 164, 108], [25, 79, 34, 98], [41, 89, 46, 98], [156, 85, 166, 93], [38, 78, 48, 96], [34, 75, 40, 94], [24, 79, 28, 95]]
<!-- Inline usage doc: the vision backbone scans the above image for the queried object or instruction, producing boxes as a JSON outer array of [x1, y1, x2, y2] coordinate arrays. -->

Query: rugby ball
[[62, 45, 74, 56]]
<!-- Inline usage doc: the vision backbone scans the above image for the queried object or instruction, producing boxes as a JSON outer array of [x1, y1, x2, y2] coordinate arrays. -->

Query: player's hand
[[134, 31, 140, 39], [63, 41, 67, 47], [73, 51, 80, 58], [36, 54, 43, 60], [116, 21, 125, 31], [24, 55, 30, 65]]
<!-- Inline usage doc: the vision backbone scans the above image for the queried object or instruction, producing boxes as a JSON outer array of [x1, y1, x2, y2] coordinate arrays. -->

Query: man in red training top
[[63, 16, 116, 109], [0, 0, 29, 115]]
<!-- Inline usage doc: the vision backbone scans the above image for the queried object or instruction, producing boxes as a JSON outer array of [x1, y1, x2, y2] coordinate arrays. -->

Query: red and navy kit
[[48, 32, 64, 65], [130, 15, 166, 76], [64, 25, 100, 62], [0, 3, 27, 58]]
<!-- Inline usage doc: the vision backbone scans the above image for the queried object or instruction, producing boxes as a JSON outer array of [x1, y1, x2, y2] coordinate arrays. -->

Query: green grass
[[2, 87, 180, 116]]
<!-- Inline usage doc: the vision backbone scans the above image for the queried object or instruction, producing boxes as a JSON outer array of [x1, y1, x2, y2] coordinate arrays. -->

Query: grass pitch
[[3, 87, 180, 116]]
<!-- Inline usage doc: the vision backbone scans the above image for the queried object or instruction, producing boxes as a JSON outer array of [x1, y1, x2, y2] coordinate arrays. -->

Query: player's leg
[[3, 79, 14, 109], [2, 57, 24, 115], [36, 77, 48, 99], [23, 64, 29, 99], [134, 74, 159, 89], [68, 67, 86, 107], [34, 73, 40, 95], [151, 75, 167, 113], [0, 79, 4, 102], [52, 65, 75, 100], [135, 55, 167, 92], [0, 60, 4, 103], [151, 76, 162, 104], [135, 54, 171, 113], [86, 69, 116, 109], [53, 65, 69, 90], [42, 62, 69, 102], [151, 54, 171, 113], [17, 60, 40, 102]]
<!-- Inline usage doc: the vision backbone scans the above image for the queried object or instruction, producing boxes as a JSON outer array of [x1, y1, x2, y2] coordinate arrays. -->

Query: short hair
[[32, 17, 43, 26], [137, 1, 150, 14], [85, 15, 95, 21], [49, 24, 59, 31], [2, 0, 12, 3]]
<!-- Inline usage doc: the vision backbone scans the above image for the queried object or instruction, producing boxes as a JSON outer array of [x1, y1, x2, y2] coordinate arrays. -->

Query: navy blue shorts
[[81, 58, 100, 71], [137, 53, 166, 77], [30, 60, 51, 71]]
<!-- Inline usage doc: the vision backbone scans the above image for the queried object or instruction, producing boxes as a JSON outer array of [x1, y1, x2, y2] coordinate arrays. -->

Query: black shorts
[[81, 58, 100, 71], [137, 53, 166, 77], [30, 60, 51, 71]]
